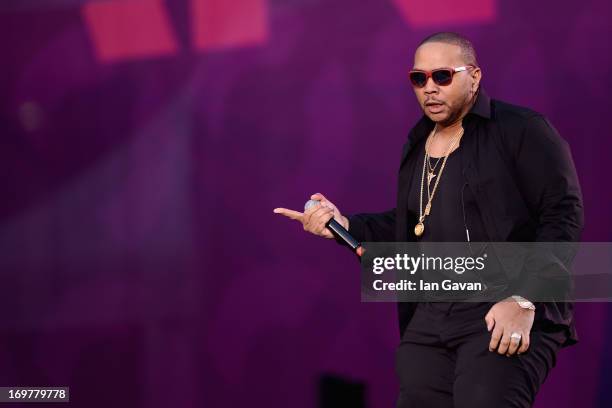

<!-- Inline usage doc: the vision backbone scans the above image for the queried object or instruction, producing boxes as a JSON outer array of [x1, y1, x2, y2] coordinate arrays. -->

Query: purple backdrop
[[1, 0, 611, 407]]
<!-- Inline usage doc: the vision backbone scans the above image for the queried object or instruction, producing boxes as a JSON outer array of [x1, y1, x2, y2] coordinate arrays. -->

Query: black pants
[[395, 302, 566, 408]]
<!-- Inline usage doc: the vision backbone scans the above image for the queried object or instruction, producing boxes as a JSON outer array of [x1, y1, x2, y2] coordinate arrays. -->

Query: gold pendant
[[414, 222, 424, 237], [425, 202, 431, 216]]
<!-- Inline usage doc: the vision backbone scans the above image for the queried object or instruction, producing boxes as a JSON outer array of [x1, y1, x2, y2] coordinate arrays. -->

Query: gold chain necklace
[[426, 132, 443, 176], [427, 155, 442, 174], [415, 126, 464, 237]]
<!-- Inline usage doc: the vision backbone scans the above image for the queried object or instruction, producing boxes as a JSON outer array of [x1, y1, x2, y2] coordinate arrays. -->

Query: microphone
[[304, 199, 361, 251]]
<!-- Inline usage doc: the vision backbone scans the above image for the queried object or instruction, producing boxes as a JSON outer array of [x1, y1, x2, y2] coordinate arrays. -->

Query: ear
[[471, 67, 482, 94]]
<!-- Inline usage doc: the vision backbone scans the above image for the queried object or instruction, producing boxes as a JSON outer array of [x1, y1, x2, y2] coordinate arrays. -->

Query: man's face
[[412, 42, 481, 125]]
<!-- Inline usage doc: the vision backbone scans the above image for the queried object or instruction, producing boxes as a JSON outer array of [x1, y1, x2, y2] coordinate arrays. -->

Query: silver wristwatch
[[511, 295, 536, 310]]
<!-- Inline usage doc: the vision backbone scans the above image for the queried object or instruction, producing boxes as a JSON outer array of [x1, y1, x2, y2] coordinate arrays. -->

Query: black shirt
[[407, 140, 489, 243], [406, 137, 498, 311]]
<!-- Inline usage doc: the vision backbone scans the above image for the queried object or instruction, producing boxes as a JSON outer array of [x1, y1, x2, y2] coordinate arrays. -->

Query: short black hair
[[418, 32, 479, 67]]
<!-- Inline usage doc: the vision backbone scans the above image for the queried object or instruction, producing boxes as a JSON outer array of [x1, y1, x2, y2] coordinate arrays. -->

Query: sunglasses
[[409, 65, 475, 88]]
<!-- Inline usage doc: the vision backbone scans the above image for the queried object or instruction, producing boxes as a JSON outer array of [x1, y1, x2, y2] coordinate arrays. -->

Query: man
[[274, 32, 583, 407]]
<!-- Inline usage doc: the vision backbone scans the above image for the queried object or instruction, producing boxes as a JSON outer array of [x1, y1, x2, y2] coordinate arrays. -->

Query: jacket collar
[[466, 87, 491, 120]]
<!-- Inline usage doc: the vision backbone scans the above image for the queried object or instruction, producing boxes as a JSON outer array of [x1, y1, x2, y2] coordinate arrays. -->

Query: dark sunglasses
[[409, 65, 475, 88]]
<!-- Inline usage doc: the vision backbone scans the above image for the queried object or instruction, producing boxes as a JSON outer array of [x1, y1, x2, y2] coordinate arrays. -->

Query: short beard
[[437, 91, 476, 127]]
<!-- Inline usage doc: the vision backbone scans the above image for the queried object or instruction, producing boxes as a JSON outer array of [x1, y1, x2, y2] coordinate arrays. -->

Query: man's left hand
[[485, 298, 535, 356]]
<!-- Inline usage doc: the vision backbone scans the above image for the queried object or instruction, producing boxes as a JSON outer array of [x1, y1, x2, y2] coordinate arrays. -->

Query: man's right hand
[[273, 193, 349, 240]]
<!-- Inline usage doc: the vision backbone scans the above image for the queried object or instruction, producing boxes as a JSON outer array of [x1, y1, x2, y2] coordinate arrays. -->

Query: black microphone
[[304, 199, 361, 251]]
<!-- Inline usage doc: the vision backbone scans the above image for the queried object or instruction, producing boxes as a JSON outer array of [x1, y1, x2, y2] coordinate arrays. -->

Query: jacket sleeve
[[334, 208, 396, 247], [512, 115, 584, 303]]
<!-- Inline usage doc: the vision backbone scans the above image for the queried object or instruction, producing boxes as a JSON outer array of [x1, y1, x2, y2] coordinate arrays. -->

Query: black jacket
[[343, 88, 584, 347]]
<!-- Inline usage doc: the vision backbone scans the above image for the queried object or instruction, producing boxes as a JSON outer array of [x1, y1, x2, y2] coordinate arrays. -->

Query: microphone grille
[[304, 199, 320, 211]]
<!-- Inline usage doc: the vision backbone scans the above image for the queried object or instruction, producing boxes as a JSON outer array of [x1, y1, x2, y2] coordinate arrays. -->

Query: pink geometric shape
[[81, 0, 179, 62], [392, 0, 496, 27], [191, 0, 268, 50]]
